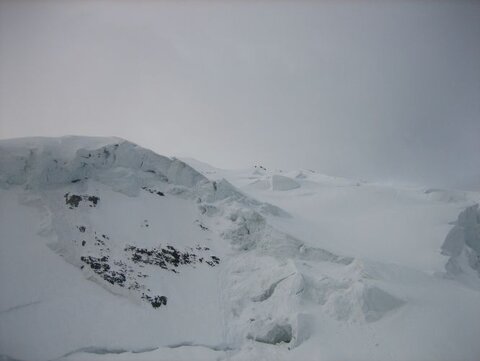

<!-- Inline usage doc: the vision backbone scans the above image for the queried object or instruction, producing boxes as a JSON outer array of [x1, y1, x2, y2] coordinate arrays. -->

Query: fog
[[1, 0, 479, 189]]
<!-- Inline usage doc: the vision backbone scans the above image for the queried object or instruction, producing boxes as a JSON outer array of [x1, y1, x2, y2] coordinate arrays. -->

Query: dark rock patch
[[64, 194, 82, 208], [76, 225, 218, 310], [142, 294, 167, 308], [80, 255, 126, 287], [125, 244, 220, 273], [87, 196, 99, 206], [141, 186, 165, 197], [64, 193, 100, 209]]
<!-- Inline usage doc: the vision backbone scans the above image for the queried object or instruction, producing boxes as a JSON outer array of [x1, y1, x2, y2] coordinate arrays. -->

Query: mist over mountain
[[1, 1, 479, 188], [1, 1, 479, 359]]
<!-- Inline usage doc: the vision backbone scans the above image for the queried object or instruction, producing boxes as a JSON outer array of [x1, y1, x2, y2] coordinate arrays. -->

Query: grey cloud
[[0, 1, 479, 189]]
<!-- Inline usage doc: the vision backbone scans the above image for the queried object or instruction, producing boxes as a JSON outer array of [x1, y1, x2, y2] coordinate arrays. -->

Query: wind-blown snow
[[1, 137, 480, 361]]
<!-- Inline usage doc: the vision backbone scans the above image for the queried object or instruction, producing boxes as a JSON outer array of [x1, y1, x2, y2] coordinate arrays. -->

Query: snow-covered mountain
[[1, 137, 479, 361]]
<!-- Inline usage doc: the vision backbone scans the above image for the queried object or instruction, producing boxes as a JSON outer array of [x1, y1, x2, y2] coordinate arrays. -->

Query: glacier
[[1, 136, 480, 361]]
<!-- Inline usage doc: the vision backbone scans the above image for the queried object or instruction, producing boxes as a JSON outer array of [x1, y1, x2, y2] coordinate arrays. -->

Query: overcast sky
[[1, 0, 479, 188]]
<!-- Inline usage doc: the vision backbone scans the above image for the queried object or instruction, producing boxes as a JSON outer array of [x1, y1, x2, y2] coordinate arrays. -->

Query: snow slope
[[0, 137, 479, 361]]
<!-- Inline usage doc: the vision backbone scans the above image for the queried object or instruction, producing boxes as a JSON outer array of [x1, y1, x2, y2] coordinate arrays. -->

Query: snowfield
[[1, 137, 479, 361]]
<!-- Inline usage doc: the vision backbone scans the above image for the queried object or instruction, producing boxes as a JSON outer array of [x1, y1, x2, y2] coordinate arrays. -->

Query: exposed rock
[[64, 193, 100, 209]]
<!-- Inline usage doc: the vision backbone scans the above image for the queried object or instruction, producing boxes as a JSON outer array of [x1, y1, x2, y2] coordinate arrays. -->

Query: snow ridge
[[0, 136, 207, 192]]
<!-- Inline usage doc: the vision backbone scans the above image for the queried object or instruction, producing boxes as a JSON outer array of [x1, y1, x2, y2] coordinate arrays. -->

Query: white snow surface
[[0, 137, 479, 361]]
